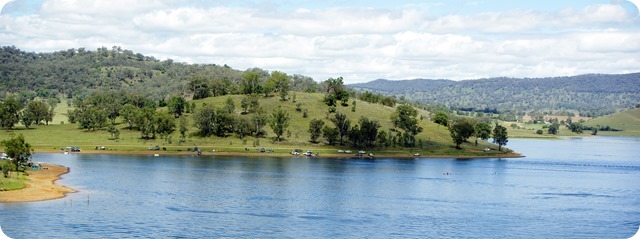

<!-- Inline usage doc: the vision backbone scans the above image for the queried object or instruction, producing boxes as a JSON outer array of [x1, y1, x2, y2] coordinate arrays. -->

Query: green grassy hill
[[584, 108, 640, 136], [0, 92, 515, 157]]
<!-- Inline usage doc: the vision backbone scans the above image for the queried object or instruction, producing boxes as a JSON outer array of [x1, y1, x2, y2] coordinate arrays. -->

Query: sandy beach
[[0, 164, 75, 203]]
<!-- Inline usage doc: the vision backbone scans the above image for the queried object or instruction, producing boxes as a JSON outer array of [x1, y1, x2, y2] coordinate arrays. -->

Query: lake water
[[1, 137, 639, 238]]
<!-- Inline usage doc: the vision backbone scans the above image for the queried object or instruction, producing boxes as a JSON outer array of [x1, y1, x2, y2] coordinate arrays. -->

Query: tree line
[[0, 96, 57, 130], [65, 91, 181, 141], [431, 111, 508, 151]]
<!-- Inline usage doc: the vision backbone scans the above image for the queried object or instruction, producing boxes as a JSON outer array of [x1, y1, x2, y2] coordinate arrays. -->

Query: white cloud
[[0, 1, 639, 83], [576, 31, 640, 52]]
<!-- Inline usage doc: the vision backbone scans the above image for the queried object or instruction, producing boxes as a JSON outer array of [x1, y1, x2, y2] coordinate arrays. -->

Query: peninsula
[[0, 164, 75, 203]]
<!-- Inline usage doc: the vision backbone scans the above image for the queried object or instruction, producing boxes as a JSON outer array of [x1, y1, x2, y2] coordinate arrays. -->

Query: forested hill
[[0, 46, 317, 102], [348, 74, 640, 117]]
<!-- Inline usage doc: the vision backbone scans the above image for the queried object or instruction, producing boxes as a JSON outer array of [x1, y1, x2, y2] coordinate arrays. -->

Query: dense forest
[[0, 46, 319, 102], [349, 74, 640, 117]]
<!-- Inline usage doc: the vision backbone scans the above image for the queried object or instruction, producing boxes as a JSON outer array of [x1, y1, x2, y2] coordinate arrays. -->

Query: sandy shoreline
[[0, 164, 75, 203], [36, 148, 523, 159]]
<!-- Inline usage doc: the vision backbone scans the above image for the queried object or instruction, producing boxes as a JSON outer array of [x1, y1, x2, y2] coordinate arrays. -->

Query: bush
[[536, 130, 544, 135]]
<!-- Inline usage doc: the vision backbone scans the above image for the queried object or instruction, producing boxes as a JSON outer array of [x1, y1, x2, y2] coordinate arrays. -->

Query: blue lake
[[1, 136, 639, 238]]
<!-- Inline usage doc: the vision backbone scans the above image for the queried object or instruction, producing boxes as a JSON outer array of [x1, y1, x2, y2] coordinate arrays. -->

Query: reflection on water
[[1, 136, 639, 238]]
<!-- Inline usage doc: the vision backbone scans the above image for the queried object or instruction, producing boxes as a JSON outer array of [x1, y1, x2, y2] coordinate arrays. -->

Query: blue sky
[[1, 0, 639, 83]]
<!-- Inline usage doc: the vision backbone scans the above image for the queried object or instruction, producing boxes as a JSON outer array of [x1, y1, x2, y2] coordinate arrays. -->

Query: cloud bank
[[1, 0, 639, 83]]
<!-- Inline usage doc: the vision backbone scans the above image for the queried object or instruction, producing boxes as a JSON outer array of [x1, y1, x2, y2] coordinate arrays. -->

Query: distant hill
[[348, 74, 640, 117], [0, 46, 318, 102], [584, 108, 640, 136]]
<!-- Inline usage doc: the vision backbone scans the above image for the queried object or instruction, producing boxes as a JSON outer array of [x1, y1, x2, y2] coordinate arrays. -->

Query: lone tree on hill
[[1, 134, 33, 171], [242, 71, 263, 95], [474, 121, 492, 145], [449, 118, 476, 149], [269, 107, 290, 141], [224, 97, 235, 114], [308, 118, 325, 143], [331, 112, 351, 145], [433, 111, 449, 127], [323, 77, 349, 106], [270, 71, 291, 101], [391, 104, 423, 147], [179, 116, 188, 142], [167, 96, 187, 118], [492, 124, 509, 151]]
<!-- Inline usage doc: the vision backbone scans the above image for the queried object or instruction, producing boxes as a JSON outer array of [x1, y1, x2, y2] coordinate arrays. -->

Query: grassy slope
[[0, 93, 514, 157], [583, 108, 640, 136], [51, 98, 72, 125]]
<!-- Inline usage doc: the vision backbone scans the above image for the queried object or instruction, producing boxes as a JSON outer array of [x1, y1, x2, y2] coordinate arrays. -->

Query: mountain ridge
[[348, 73, 640, 117]]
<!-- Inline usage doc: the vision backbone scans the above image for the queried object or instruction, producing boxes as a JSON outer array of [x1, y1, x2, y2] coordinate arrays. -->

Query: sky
[[1, 0, 639, 83]]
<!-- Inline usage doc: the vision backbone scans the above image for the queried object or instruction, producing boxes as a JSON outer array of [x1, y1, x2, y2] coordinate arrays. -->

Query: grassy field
[[0, 161, 27, 191], [0, 93, 515, 158], [583, 108, 640, 136], [51, 97, 73, 125], [502, 108, 640, 138], [503, 122, 591, 138]]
